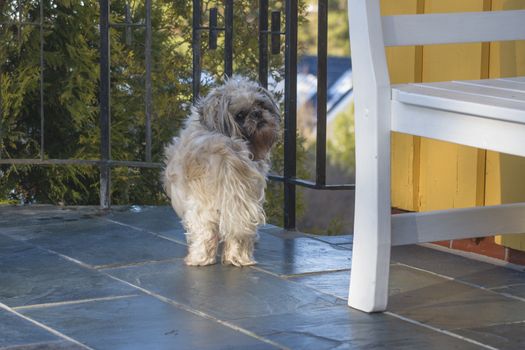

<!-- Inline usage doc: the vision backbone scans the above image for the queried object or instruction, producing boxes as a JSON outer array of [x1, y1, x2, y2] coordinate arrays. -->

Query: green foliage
[[327, 101, 355, 174], [299, 0, 350, 57], [1, 1, 103, 204], [0, 0, 309, 226], [306, 215, 345, 236], [264, 131, 309, 227]]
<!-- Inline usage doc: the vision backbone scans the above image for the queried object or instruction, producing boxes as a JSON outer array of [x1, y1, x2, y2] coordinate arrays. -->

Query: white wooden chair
[[347, 0, 525, 312]]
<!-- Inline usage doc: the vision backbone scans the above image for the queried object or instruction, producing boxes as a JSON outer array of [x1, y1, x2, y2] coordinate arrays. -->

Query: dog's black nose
[[252, 110, 262, 120]]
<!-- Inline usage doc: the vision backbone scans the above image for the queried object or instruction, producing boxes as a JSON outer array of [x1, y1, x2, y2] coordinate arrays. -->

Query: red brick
[[507, 248, 525, 266], [432, 240, 451, 248], [450, 237, 506, 260]]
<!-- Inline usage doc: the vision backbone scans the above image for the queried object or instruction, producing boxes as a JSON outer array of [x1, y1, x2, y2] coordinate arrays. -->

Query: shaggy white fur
[[163, 76, 280, 266]]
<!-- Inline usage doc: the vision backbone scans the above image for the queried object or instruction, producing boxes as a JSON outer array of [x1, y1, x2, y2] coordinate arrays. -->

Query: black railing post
[[316, 0, 328, 186], [258, 0, 268, 88], [39, 0, 44, 161], [145, 0, 152, 162], [224, 0, 234, 77], [125, 2, 133, 45], [0, 71, 3, 159], [284, 0, 298, 230], [99, 0, 111, 209], [270, 11, 281, 55], [16, 0, 21, 43], [192, 0, 201, 101], [209, 8, 218, 49]]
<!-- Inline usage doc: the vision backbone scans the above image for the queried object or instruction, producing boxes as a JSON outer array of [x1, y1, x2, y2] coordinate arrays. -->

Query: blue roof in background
[[297, 55, 353, 118], [298, 55, 352, 87]]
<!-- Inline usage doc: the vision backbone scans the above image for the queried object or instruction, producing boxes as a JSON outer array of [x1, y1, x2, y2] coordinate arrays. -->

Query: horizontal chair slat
[[392, 83, 525, 123], [391, 101, 525, 158], [382, 10, 525, 47], [392, 202, 525, 246]]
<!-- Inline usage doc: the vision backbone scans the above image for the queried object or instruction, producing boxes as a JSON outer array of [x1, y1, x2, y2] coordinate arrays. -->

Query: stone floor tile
[[304, 234, 353, 245], [291, 264, 525, 331], [290, 264, 454, 302], [234, 305, 482, 350], [259, 225, 305, 239], [289, 270, 350, 300], [0, 235, 25, 250], [0, 217, 97, 242], [105, 206, 185, 242], [0, 341, 86, 350], [454, 322, 525, 350], [388, 265, 454, 297], [0, 243, 135, 308], [388, 266, 525, 330], [492, 284, 525, 299], [20, 296, 277, 350], [254, 233, 352, 276], [0, 309, 58, 348], [105, 261, 337, 321], [392, 245, 525, 288], [4, 205, 525, 349], [107, 207, 297, 247], [0, 206, 99, 229], [10, 219, 187, 269]]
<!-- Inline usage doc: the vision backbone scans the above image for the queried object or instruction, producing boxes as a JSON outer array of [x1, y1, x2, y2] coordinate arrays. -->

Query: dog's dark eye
[[235, 111, 246, 121]]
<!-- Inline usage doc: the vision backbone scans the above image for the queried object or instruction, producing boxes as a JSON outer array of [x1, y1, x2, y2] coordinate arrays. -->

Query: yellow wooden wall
[[383, 0, 525, 251]]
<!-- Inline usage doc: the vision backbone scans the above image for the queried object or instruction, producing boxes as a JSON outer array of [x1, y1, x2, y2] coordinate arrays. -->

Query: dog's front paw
[[222, 239, 256, 267], [221, 254, 256, 267], [184, 254, 217, 266]]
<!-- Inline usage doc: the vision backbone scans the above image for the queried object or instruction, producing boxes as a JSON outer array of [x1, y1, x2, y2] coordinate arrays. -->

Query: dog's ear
[[257, 87, 281, 122], [196, 87, 233, 136]]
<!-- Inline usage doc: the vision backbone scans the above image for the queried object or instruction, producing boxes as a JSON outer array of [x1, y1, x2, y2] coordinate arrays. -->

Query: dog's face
[[197, 76, 280, 160]]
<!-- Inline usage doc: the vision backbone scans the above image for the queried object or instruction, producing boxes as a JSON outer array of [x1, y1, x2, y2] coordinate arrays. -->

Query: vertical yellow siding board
[[476, 150, 487, 207], [381, 0, 421, 211], [411, 0, 425, 211], [391, 134, 415, 210], [475, 1, 491, 209], [485, 151, 502, 207], [496, 155, 525, 250], [416, 0, 486, 212], [412, 136, 422, 210], [490, 0, 525, 251], [486, 151, 504, 245]]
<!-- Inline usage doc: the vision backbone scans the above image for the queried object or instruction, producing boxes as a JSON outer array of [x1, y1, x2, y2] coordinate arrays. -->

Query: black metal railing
[[0, 0, 45, 162], [0, 0, 355, 230], [190, 0, 355, 229], [0, 0, 160, 209]]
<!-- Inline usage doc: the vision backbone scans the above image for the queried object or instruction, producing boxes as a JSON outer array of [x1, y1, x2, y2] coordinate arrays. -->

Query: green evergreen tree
[[327, 101, 355, 174], [299, 0, 350, 57], [0, 0, 308, 225]]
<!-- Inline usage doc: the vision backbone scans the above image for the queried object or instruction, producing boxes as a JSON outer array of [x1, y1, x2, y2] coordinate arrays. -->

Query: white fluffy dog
[[163, 76, 280, 267]]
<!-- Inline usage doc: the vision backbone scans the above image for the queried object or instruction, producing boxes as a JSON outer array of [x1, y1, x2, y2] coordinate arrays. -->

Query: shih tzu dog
[[163, 76, 280, 267]]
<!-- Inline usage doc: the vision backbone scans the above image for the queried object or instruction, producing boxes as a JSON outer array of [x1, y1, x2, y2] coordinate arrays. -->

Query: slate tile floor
[[1, 206, 524, 350]]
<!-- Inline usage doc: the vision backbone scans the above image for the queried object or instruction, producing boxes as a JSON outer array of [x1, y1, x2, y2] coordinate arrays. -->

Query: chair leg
[[347, 108, 391, 313]]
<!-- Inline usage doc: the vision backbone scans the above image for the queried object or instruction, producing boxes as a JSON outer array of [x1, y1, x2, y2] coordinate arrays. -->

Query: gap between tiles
[[396, 263, 525, 303], [0, 303, 93, 350], [12, 295, 140, 311], [384, 311, 498, 350]]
